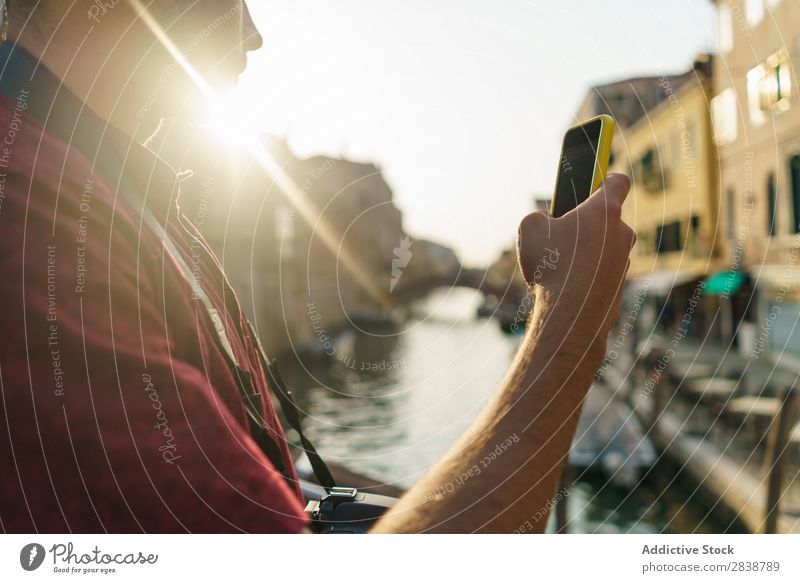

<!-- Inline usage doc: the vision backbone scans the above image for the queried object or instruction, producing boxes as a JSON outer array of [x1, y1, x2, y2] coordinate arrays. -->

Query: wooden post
[[764, 387, 799, 534], [647, 347, 669, 433]]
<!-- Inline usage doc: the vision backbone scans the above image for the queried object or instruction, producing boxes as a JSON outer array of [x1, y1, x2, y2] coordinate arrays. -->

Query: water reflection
[[564, 460, 746, 533], [285, 288, 517, 485]]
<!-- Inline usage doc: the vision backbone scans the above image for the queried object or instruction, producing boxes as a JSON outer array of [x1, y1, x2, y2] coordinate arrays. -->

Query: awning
[[704, 270, 745, 296]]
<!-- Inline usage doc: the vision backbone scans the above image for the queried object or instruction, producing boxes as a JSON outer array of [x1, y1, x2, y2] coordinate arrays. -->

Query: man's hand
[[517, 173, 635, 361], [371, 174, 636, 533]]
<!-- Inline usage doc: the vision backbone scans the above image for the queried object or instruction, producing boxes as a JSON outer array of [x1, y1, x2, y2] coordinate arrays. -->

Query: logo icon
[[390, 236, 413, 293], [20, 543, 46, 571]]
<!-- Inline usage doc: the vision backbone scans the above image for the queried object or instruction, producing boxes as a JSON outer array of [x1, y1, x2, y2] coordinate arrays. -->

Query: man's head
[[6, 1, 262, 135]]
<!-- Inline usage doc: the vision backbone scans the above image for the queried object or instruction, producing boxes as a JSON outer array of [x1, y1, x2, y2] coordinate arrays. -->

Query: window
[[690, 215, 701, 254], [767, 173, 777, 237], [748, 65, 768, 124], [748, 50, 793, 123], [727, 189, 736, 240], [745, 0, 764, 27], [790, 155, 800, 234], [767, 50, 792, 107], [711, 88, 738, 145], [656, 221, 682, 254], [639, 148, 668, 193], [717, 5, 734, 53]]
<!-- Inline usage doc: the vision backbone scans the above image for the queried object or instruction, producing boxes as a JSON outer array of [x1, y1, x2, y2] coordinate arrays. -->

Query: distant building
[[149, 125, 406, 357], [532, 195, 551, 213], [575, 69, 698, 129], [710, 0, 800, 363], [292, 152, 404, 337], [403, 239, 461, 284]]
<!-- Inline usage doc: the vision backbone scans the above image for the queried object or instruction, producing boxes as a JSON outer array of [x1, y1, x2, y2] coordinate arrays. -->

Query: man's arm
[[372, 174, 634, 533]]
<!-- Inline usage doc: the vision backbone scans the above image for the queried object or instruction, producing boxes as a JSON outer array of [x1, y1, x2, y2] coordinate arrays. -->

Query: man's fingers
[[596, 173, 631, 209]]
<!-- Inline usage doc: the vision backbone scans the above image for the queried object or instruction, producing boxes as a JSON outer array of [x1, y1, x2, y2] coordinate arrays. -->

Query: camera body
[[305, 487, 397, 534]]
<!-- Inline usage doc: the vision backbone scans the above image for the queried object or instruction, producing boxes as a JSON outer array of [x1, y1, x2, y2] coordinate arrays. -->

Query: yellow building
[[609, 60, 721, 284], [567, 60, 721, 338], [711, 0, 800, 363]]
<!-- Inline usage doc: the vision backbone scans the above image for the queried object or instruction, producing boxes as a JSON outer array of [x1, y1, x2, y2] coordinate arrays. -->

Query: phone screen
[[551, 118, 602, 218]]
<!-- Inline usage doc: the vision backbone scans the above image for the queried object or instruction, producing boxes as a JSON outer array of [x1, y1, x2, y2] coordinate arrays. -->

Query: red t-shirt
[[0, 50, 308, 533]]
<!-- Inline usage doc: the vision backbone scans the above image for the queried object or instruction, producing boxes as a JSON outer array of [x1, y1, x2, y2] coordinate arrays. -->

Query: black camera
[[305, 487, 397, 534]]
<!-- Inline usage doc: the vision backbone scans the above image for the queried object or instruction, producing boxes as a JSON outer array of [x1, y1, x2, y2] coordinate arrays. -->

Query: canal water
[[283, 288, 745, 533]]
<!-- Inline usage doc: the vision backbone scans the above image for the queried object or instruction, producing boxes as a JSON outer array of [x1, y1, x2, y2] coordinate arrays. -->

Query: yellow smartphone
[[550, 114, 616, 218]]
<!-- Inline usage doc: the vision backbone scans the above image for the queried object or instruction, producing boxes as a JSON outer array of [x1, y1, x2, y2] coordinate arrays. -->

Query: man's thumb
[[595, 173, 631, 209], [517, 211, 552, 285]]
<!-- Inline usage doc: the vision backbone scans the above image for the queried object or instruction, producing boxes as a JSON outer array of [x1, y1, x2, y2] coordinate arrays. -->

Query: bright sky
[[230, 0, 715, 266]]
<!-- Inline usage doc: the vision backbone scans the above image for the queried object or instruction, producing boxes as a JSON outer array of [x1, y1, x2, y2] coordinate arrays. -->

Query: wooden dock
[[602, 341, 800, 534]]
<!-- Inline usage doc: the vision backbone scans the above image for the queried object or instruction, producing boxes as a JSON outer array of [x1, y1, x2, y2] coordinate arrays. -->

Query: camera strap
[[136, 184, 336, 492], [130, 181, 336, 491], [0, 41, 336, 492]]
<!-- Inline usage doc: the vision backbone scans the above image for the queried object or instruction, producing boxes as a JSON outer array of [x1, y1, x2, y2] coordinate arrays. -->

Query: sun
[[203, 91, 254, 151]]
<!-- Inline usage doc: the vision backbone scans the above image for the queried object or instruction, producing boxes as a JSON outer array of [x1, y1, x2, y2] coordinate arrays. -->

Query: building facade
[[582, 59, 722, 341], [610, 63, 719, 283], [711, 0, 800, 363], [575, 71, 695, 130]]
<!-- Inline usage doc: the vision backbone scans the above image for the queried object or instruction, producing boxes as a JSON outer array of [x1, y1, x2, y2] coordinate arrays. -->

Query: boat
[[569, 383, 657, 486]]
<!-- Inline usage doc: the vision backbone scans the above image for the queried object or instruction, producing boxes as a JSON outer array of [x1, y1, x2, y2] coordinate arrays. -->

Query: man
[[0, 1, 634, 533]]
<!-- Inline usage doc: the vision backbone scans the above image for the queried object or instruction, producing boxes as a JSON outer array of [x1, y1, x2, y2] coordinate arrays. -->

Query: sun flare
[[203, 92, 253, 151]]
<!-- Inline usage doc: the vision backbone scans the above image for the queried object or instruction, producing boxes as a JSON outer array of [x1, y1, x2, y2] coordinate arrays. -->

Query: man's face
[[124, 0, 261, 124], [149, 0, 262, 90]]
